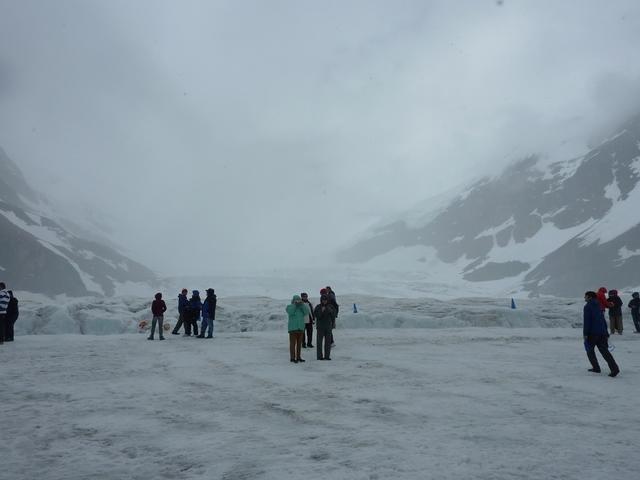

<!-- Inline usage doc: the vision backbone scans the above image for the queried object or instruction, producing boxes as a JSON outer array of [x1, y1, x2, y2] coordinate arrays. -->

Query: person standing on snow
[[325, 286, 339, 347], [583, 291, 620, 377], [148, 293, 167, 340], [314, 294, 337, 360], [286, 294, 309, 363], [607, 289, 623, 335], [628, 292, 640, 333], [4, 291, 18, 341], [0, 282, 9, 345], [172, 288, 189, 335], [300, 292, 315, 348], [185, 290, 202, 337], [198, 288, 217, 338], [596, 287, 612, 312]]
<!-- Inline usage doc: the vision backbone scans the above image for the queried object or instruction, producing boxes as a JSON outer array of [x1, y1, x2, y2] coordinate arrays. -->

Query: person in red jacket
[[596, 287, 612, 312], [148, 293, 167, 341]]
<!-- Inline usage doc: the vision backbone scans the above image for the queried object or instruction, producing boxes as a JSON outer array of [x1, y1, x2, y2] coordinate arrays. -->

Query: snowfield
[[3, 327, 640, 480]]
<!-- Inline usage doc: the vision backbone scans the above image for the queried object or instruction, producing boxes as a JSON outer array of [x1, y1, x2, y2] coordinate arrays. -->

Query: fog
[[1, 0, 640, 275]]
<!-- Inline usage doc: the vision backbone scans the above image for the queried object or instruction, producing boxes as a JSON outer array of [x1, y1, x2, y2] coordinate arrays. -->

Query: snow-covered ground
[[3, 328, 639, 479]]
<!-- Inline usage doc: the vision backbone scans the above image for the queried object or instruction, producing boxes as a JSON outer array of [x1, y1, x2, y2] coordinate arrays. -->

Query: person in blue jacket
[[172, 288, 189, 335], [198, 288, 216, 338], [583, 291, 620, 377]]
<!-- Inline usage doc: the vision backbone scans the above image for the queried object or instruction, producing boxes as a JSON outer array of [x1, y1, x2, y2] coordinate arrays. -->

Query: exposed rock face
[[338, 115, 640, 296], [0, 147, 156, 296]]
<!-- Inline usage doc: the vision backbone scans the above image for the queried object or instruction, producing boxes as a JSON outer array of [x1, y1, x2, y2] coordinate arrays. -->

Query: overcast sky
[[1, 0, 640, 275]]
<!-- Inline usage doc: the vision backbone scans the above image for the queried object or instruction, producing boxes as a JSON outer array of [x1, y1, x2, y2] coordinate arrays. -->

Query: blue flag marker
[[353, 303, 358, 313], [511, 298, 516, 309]]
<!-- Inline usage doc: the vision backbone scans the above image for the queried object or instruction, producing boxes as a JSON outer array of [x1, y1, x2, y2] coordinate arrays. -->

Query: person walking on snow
[[172, 288, 189, 335], [314, 294, 337, 361], [148, 293, 167, 340], [607, 289, 623, 334], [583, 291, 619, 377], [628, 292, 640, 333], [325, 286, 339, 347], [286, 295, 309, 363], [300, 292, 315, 348], [198, 288, 217, 338]]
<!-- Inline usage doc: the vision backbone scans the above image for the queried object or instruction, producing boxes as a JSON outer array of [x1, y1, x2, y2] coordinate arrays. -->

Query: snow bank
[[14, 292, 584, 336]]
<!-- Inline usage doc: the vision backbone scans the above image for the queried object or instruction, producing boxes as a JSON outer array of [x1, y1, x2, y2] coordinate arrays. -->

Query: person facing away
[[0, 282, 9, 345], [172, 288, 189, 335], [148, 293, 167, 340], [286, 294, 309, 363], [628, 292, 640, 333], [607, 289, 623, 335], [184, 290, 202, 336], [4, 290, 19, 342], [300, 292, 315, 348], [583, 291, 619, 377], [198, 288, 217, 338], [314, 294, 337, 361]]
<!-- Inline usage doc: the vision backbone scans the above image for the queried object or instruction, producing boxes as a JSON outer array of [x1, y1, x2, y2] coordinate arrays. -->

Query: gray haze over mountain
[[1, 0, 640, 275]]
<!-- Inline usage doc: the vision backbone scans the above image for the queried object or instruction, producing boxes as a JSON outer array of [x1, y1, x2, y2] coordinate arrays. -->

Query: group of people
[[286, 286, 339, 363], [582, 287, 640, 378], [595, 287, 640, 334], [146, 288, 217, 340], [0, 282, 19, 344]]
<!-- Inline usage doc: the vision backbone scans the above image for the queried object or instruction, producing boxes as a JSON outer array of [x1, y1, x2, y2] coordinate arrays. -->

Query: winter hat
[[193, 290, 199, 295], [155, 292, 162, 299], [632, 292, 639, 298], [320, 288, 328, 295], [181, 288, 188, 294], [206, 288, 215, 295], [609, 289, 618, 296]]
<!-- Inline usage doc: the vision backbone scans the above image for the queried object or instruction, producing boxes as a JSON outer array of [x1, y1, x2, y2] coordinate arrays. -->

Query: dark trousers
[[304, 323, 313, 346], [0, 314, 5, 344], [632, 310, 640, 333], [585, 335, 619, 373], [184, 317, 199, 336], [172, 313, 185, 334], [317, 327, 332, 359], [5, 314, 16, 341]]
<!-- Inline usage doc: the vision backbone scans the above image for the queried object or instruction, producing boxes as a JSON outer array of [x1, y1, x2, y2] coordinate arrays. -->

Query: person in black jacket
[[300, 292, 315, 348], [628, 292, 640, 333], [184, 290, 202, 337], [172, 288, 189, 335], [4, 290, 18, 341], [607, 289, 623, 334], [314, 294, 337, 360], [583, 291, 619, 377]]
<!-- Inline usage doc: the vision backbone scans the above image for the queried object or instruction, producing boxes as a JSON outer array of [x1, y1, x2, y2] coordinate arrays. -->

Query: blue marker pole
[[353, 303, 358, 313], [511, 298, 516, 309]]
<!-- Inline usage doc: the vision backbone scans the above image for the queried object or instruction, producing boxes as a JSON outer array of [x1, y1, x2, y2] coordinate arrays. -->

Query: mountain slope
[[337, 114, 640, 296], [0, 147, 157, 296]]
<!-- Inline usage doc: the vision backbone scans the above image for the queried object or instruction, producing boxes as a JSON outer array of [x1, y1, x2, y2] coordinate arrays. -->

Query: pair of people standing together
[[286, 291, 337, 363]]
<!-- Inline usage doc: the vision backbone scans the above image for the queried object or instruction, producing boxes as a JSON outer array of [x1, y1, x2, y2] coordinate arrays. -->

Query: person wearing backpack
[[4, 290, 19, 341], [314, 294, 337, 361], [583, 291, 619, 377], [198, 288, 217, 338], [0, 282, 9, 344]]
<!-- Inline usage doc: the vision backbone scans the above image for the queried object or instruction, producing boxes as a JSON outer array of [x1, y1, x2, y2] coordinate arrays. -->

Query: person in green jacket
[[286, 294, 309, 363]]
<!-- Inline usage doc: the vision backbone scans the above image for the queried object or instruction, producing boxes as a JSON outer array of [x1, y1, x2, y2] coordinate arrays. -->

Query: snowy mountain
[[0, 146, 157, 296], [337, 114, 640, 297]]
